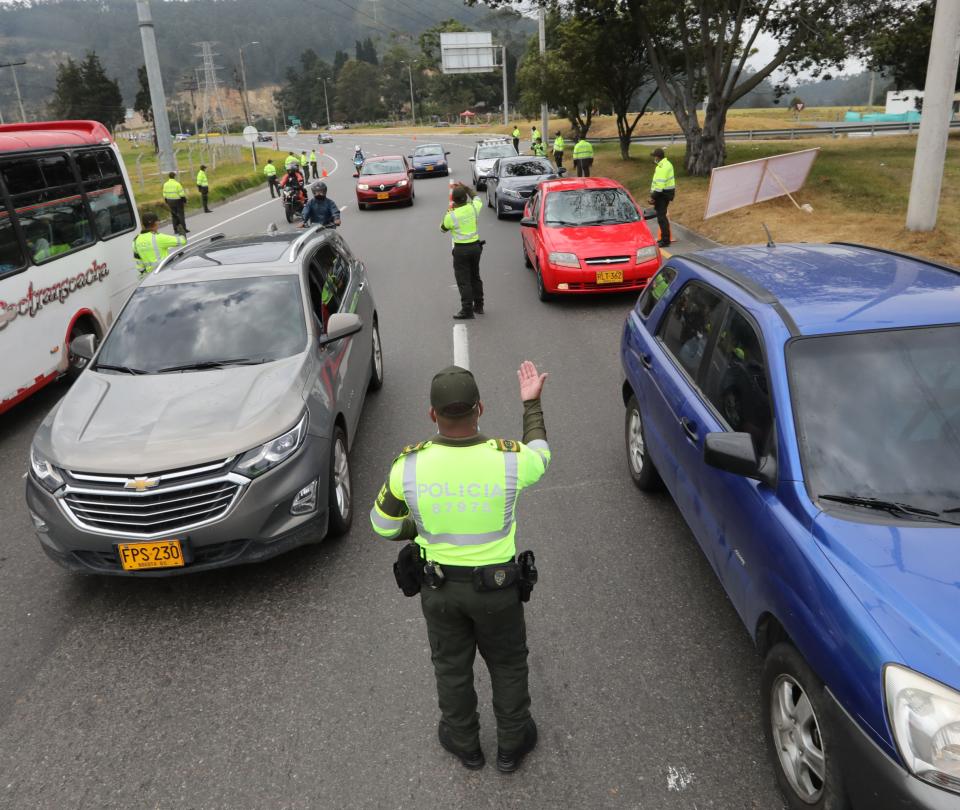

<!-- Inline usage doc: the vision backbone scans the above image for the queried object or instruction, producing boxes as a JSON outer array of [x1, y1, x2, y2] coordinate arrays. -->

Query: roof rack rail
[[829, 241, 960, 277], [154, 232, 225, 274], [287, 224, 330, 263]]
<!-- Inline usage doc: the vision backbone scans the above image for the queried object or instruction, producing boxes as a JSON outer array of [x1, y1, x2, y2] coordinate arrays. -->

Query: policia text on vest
[[370, 362, 550, 772]]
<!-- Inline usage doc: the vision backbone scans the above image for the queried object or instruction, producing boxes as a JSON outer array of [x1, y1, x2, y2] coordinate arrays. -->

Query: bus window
[[76, 149, 135, 239], [0, 207, 26, 278], [1, 153, 95, 264]]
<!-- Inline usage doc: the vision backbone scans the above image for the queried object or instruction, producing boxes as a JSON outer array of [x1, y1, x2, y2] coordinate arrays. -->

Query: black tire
[[624, 394, 663, 491], [326, 426, 353, 537], [284, 204, 294, 223], [368, 319, 384, 391], [523, 242, 532, 268], [535, 262, 551, 302], [358, 202, 366, 211], [66, 319, 98, 381], [761, 644, 849, 810], [496, 199, 505, 220], [487, 191, 493, 209]]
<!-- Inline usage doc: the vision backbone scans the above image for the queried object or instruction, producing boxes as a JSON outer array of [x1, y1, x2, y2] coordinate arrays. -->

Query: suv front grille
[[60, 460, 247, 538]]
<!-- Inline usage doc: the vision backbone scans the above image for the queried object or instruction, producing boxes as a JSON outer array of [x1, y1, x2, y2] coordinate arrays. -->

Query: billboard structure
[[704, 148, 819, 219], [440, 31, 509, 125]]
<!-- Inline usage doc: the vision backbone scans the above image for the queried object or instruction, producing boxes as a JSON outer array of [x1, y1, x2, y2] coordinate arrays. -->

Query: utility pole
[[867, 72, 876, 107], [402, 62, 416, 126], [501, 45, 509, 126], [322, 78, 331, 127], [906, 0, 960, 231], [538, 6, 548, 145], [239, 41, 259, 124], [1, 60, 29, 122], [136, 1, 175, 173]]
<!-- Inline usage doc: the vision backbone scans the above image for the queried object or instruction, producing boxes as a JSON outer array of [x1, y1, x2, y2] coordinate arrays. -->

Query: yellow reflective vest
[[133, 230, 186, 275], [310, 151, 317, 162], [162, 178, 185, 200], [651, 157, 676, 193], [572, 139, 594, 160], [553, 135, 564, 153], [264, 163, 278, 177], [441, 197, 483, 245], [196, 170, 208, 187]]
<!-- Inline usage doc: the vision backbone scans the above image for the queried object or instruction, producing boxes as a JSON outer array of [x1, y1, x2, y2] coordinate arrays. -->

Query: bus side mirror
[[70, 333, 97, 362]]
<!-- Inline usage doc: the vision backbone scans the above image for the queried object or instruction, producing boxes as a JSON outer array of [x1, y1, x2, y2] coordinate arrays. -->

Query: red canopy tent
[[458, 110, 477, 124]]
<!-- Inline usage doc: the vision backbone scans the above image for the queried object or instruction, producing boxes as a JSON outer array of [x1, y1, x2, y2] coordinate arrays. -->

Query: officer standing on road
[[264, 159, 279, 197], [162, 171, 188, 234], [531, 125, 541, 148], [133, 211, 186, 276], [441, 183, 484, 319], [196, 164, 212, 213], [309, 149, 319, 180], [370, 361, 551, 773], [299, 150, 309, 176], [572, 131, 594, 178], [511, 125, 521, 153], [285, 152, 299, 170], [300, 181, 341, 228], [552, 131, 565, 170], [649, 147, 676, 248]]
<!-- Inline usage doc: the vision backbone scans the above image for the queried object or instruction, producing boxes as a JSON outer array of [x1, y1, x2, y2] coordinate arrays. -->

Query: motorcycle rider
[[300, 181, 341, 229], [353, 145, 365, 172]]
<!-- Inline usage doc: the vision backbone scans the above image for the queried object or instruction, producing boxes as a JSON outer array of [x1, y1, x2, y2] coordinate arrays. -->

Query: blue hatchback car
[[408, 143, 450, 178], [620, 243, 960, 810]]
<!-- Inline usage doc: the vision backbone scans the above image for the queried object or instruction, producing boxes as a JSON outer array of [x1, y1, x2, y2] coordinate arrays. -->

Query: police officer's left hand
[[518, 360, 548, 401]]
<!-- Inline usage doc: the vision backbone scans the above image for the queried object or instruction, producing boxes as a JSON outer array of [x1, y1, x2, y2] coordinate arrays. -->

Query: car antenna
[[761, 223, 776, 248]]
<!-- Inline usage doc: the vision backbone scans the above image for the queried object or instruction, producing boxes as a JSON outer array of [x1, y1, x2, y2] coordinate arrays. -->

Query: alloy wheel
[[627, 407, 645, 475], [333, 435, 351, 522], [770, 674, 826, 804]]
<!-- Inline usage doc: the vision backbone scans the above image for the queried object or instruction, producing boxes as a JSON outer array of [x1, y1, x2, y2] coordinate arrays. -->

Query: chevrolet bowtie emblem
[[124, 476, 160, 491]]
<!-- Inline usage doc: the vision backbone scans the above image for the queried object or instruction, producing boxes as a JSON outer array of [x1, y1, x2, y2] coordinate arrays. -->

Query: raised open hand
[[517, 360, 548, 401]]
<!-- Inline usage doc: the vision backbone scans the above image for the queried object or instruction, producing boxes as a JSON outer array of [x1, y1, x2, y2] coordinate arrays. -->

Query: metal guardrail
[[593, 119, 960, 145]]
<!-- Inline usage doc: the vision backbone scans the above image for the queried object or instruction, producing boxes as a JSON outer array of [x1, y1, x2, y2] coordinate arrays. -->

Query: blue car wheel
[[625, 394, 663, 491]]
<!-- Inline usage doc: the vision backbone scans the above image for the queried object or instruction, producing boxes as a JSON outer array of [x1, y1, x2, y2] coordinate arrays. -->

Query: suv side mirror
[[468, 157, 475, 162], [557, 167, 567, 176], [704, 432, 776, 486], [321, 312, 363, 346], [70, 333, 97, 362], [642, 207, 658, 220], [520, 216, 536, 228]]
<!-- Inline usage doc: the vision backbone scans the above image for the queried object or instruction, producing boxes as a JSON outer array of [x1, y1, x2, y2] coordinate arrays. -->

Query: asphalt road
[[0, 133, 787, 809]]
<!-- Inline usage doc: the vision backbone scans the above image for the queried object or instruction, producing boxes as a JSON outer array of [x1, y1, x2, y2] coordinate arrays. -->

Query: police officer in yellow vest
[[441, 183, 484, 319], [133, 211, 186, 276], [196, 164, 212, 213], [511, 125, 521, 153], [370, 361, 550, 772], [309, 149, 319, 180], [531, 137, 546, 157], [162, 171, 188, 234], [572, 131, 594, 177], [649, 147, 676, 247], [264, 159, 279, 198], [552, 131, 565, 169]]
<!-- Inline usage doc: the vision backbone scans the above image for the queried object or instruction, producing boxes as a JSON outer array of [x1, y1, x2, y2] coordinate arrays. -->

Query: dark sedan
[[486, 156, 565, 219], [408, 144, 451, 177]]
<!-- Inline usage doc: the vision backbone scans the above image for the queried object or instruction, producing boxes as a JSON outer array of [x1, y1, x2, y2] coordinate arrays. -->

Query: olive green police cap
[[430, 365, 480, 416]]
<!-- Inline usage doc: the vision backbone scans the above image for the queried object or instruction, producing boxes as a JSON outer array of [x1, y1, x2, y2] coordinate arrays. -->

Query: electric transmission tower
[[194, 41, 228, 137]]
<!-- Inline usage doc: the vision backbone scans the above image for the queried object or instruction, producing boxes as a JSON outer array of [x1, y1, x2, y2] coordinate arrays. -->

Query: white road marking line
[[453, 324, 470, 370]]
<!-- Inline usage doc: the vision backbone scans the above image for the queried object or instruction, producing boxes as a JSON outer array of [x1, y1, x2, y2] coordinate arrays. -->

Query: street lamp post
[[321, 77, 331, 127], [401, 61, 416, 126], [238, 41, 259, 124], [0, 61, 28, 122]]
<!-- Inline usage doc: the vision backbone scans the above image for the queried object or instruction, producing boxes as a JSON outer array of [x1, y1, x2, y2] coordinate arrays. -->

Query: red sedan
[[355, 154, 415, 209], [520, 177, 661, 300]]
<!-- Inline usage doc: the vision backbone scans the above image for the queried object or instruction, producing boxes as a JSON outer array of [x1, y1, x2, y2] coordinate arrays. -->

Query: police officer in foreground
[[300, 181, 341, 228], [441, 183, 484, 319], [370, 361, 551, 773], [133, 211, 186, 276], [648, 147, 676, 247], [572, 131, 594, 177]]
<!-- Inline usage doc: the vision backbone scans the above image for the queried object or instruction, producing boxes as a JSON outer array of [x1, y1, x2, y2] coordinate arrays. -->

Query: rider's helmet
[[354, 145, 361, 152], [311, 181, 327, 195]]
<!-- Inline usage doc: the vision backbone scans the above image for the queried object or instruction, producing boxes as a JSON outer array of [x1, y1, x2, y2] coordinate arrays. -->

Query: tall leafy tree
[[334, 59, 385, 121], [867, 0, 959, 91], [333, 50, 350, 79], [50, 51, 124, 130]]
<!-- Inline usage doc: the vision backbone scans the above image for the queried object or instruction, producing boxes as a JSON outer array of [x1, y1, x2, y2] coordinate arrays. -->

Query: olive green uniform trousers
[[420, 580, 531, 751]]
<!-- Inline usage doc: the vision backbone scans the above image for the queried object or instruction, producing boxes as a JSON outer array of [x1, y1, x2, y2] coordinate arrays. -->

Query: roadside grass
[[593, 133, 959, 266], [117, 140, 290, 223]]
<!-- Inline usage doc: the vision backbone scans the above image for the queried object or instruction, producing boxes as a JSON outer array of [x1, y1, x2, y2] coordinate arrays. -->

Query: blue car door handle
[[681, 416, 698, 441], [639, 352, 652, 369]]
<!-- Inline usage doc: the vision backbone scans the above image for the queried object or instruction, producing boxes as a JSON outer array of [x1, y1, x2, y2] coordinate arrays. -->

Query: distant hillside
[[0, 0, 529, 112]]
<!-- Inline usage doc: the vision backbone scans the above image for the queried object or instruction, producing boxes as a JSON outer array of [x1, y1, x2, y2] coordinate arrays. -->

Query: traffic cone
[[448, 177, 455, 209], [322, 166, 328, 178]]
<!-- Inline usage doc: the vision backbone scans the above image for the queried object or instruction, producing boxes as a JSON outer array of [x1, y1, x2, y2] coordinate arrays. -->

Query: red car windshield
[[544, 188, 640, 226], [361, 159, 404, 175]]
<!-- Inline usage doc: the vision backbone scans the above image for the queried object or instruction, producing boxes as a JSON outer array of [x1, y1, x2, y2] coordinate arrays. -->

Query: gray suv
[[26, 226, 383, 575]]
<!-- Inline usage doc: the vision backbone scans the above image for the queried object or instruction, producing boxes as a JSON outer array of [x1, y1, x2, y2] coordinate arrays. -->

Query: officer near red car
[[441, 183, 485, 319], [649, 147, 676, 248], [370, 361, 551, 773]]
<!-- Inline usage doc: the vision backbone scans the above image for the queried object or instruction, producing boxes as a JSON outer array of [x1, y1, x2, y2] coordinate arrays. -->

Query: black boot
[[473, 302, 484, 315], [438, 722, 484, 770], [496, 719, 537, 773], [453, 308, 474, 320]]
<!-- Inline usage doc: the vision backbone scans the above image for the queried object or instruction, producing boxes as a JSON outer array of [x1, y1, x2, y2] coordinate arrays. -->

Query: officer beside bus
[[133, 211, 186, 276], [370, 361, 551, 773], [161, 171, 188, 234]]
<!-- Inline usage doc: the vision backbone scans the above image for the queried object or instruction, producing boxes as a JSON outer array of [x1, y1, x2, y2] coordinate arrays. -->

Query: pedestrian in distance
[[310, 149, 319, 180], [196, 164, 212, 213], [532, 137, 546, 157], [440, 183, 484, 319], [370, 361, 551, 773], [648, 147, 676, 248], [162, 171, 188, 235], [132, 211, 186, 276], [572, 131, 594, 178], [511, 125, 521, 154], [299, 150, 309, 176], [264, 159, 279, 198], [531, 125, 541, 148], [552, 131, 564, 170]]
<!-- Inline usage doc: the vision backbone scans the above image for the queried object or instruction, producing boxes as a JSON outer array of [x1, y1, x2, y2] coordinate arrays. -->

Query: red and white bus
[[0, 120, 141, 414]]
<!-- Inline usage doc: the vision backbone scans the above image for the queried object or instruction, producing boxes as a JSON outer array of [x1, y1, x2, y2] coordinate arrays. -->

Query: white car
[[469, 138, 517, 190]]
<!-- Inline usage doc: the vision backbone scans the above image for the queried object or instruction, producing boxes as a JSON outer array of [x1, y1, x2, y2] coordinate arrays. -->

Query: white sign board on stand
[[242, 125, 259, 144], [287, 126, 299, 138], [440, 32, 496, 74], [704, 148, 820, 219]]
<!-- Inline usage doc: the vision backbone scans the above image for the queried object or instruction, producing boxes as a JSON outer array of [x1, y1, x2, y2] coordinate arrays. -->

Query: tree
[[134, 65, 153, 124], [333, 50, 350, 79], [50, 51, 124, 130], [275, 49, 335, 129], [334, 59, 385, 122], [867, 0, 959, 91], [380, 45, 417, 120], [623, 0, 890, 175], [355, 38, 379, 66]]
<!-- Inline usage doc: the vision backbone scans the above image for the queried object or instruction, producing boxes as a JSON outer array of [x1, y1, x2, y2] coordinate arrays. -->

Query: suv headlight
[[636, 246, 659, 262], [886, 664, 960, 794], [501, 187, 522, 197], [233, 414, 308, 479], [30, 445, 64, 493], [548, 252, 580, 269]]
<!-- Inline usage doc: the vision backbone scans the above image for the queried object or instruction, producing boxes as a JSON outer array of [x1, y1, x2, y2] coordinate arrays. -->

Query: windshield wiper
[[580, 218, 628, 226], [94, 363, 147, 375], [545, 219, 580, 226], [156, 358, 267, 373], [819, 494, 960, 525]]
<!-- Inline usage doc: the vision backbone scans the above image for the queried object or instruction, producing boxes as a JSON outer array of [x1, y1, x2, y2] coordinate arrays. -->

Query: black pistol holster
[[517, 550, 538, 603], [393, 542, 423, 597]]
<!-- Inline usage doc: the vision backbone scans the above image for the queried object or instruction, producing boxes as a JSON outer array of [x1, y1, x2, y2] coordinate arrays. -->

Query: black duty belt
[[435, 561, 511, 582]]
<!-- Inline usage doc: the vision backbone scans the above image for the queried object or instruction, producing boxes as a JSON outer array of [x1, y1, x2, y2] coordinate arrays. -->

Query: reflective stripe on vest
[[448, 205, 479, 244], [573, 140, 593, 159]]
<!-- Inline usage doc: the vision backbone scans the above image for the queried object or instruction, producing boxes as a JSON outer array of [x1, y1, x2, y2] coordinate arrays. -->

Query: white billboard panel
[[704, 148, 819, 219], [441, 31, 496, 74]]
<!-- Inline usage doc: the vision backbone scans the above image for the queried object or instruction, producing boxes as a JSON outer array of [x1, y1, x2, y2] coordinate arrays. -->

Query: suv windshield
[[477, 144, 515, 160], [95, 276, 306, 374], [503, 159, 552, 177], [416, 146, 443, 156], [361, 159, 404, 175], [788, 325, 960, 516], [544, 188, 639, 226]]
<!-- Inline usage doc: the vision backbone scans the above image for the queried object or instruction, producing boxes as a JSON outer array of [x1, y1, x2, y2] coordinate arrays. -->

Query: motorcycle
[[280, 184, 306, 223], [353, 155, 364, 174]]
